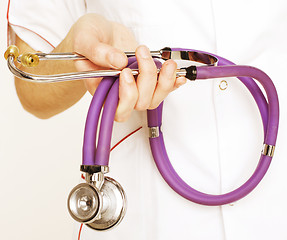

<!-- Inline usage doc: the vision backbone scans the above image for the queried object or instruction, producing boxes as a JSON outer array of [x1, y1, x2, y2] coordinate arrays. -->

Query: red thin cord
[[110, 126, 142, 152], [6, 0, 10, 20], [9, 23, 55, 49], [6, 0, 55, 48], [78, 223, 83, 240], [78, 126, 142, 239], [6, 0, 55, 49], [6, 0, 11, 46], [7, 2, 142, 240]]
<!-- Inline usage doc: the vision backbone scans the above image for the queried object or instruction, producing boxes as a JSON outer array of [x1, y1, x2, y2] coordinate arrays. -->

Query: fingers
[[75, 60, 106, 95], [134, 45, 158, 110], [75, 41, 128, 69], [73, 21, 129, 95], [115, 45, 187, 122], [149, 59, 177, 109], [115, 68, 138, 122], [74, 37, 127, 95], [174, 77, 187, 90], [73, 21, 128, 69], [134, 45, 186, 110]]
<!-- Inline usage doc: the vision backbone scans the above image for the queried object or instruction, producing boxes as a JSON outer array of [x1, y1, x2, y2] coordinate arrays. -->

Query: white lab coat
[[8, 0, 287, 239]]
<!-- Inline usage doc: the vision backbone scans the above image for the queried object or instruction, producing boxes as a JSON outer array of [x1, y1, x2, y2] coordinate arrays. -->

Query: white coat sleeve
[[7, 0, 86, 52]]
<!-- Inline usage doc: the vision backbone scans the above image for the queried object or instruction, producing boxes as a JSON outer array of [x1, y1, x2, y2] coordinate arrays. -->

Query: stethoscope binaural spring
[[5, 45, 279, 231]]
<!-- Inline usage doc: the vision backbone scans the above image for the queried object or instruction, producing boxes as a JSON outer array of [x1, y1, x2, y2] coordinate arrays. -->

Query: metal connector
[[262, 144, 275, 157], [84, 172, 104, 189], [80, 165, 109, 174], [160, 47, 218, 65], [149, 127, 160, 138]]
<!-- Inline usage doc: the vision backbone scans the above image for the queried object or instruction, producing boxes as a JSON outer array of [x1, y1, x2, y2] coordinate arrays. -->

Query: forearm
[[14, 13, 138, 119], [14, 28, 87, 119]]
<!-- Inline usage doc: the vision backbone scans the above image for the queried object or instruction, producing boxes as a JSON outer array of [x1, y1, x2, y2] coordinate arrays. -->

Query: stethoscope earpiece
[[67, 174, 127, 231]]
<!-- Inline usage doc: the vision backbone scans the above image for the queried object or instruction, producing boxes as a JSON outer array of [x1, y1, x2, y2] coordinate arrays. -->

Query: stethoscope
[[5, 45, 279, 231]]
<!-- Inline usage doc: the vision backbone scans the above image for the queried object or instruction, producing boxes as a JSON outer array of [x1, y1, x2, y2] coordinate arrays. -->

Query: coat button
[[219, 80, 228, 90]]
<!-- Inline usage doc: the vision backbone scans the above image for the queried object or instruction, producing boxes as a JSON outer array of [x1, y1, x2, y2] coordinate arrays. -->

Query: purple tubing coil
[[82, 48, 279, 206]]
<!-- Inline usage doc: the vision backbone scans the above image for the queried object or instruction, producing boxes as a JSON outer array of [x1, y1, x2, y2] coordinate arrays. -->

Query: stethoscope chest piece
[[67, 175, 127, 231], [87, 177, 127, 231], [68, 182, 102, 224]]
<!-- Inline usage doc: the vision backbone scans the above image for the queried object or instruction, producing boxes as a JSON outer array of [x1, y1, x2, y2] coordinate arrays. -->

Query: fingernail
[[138, 45, 150, 59], [109, 51, 126, 69]]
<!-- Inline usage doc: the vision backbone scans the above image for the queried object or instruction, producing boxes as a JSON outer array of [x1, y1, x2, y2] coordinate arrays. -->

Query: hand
[[117, 45, 187, 122], [72, 14, 186, 122]]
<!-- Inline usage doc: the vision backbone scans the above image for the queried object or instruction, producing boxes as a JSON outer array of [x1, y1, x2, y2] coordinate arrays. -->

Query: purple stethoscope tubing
[[82, 49, 279, 206], [82, 76, 115, 165], [83, 58, 138, 166]]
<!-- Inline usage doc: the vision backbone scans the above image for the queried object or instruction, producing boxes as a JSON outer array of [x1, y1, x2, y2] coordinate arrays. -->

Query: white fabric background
[[0, 1, 91, 239], [1, 0, 287, 239]]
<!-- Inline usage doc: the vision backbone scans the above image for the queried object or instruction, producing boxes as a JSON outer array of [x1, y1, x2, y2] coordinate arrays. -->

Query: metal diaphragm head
[[86, 177, 127, 231], [67, 183, 102, 223]]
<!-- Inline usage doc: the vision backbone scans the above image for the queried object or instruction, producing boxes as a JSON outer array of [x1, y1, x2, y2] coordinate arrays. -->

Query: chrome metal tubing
[[8, 56, 189, 83], [9, 55, 136, 83], [17, 52, 86, 63], [17, 51, 162, 64], [125, 50, 162, 58], [16, 49, 217, 65]]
